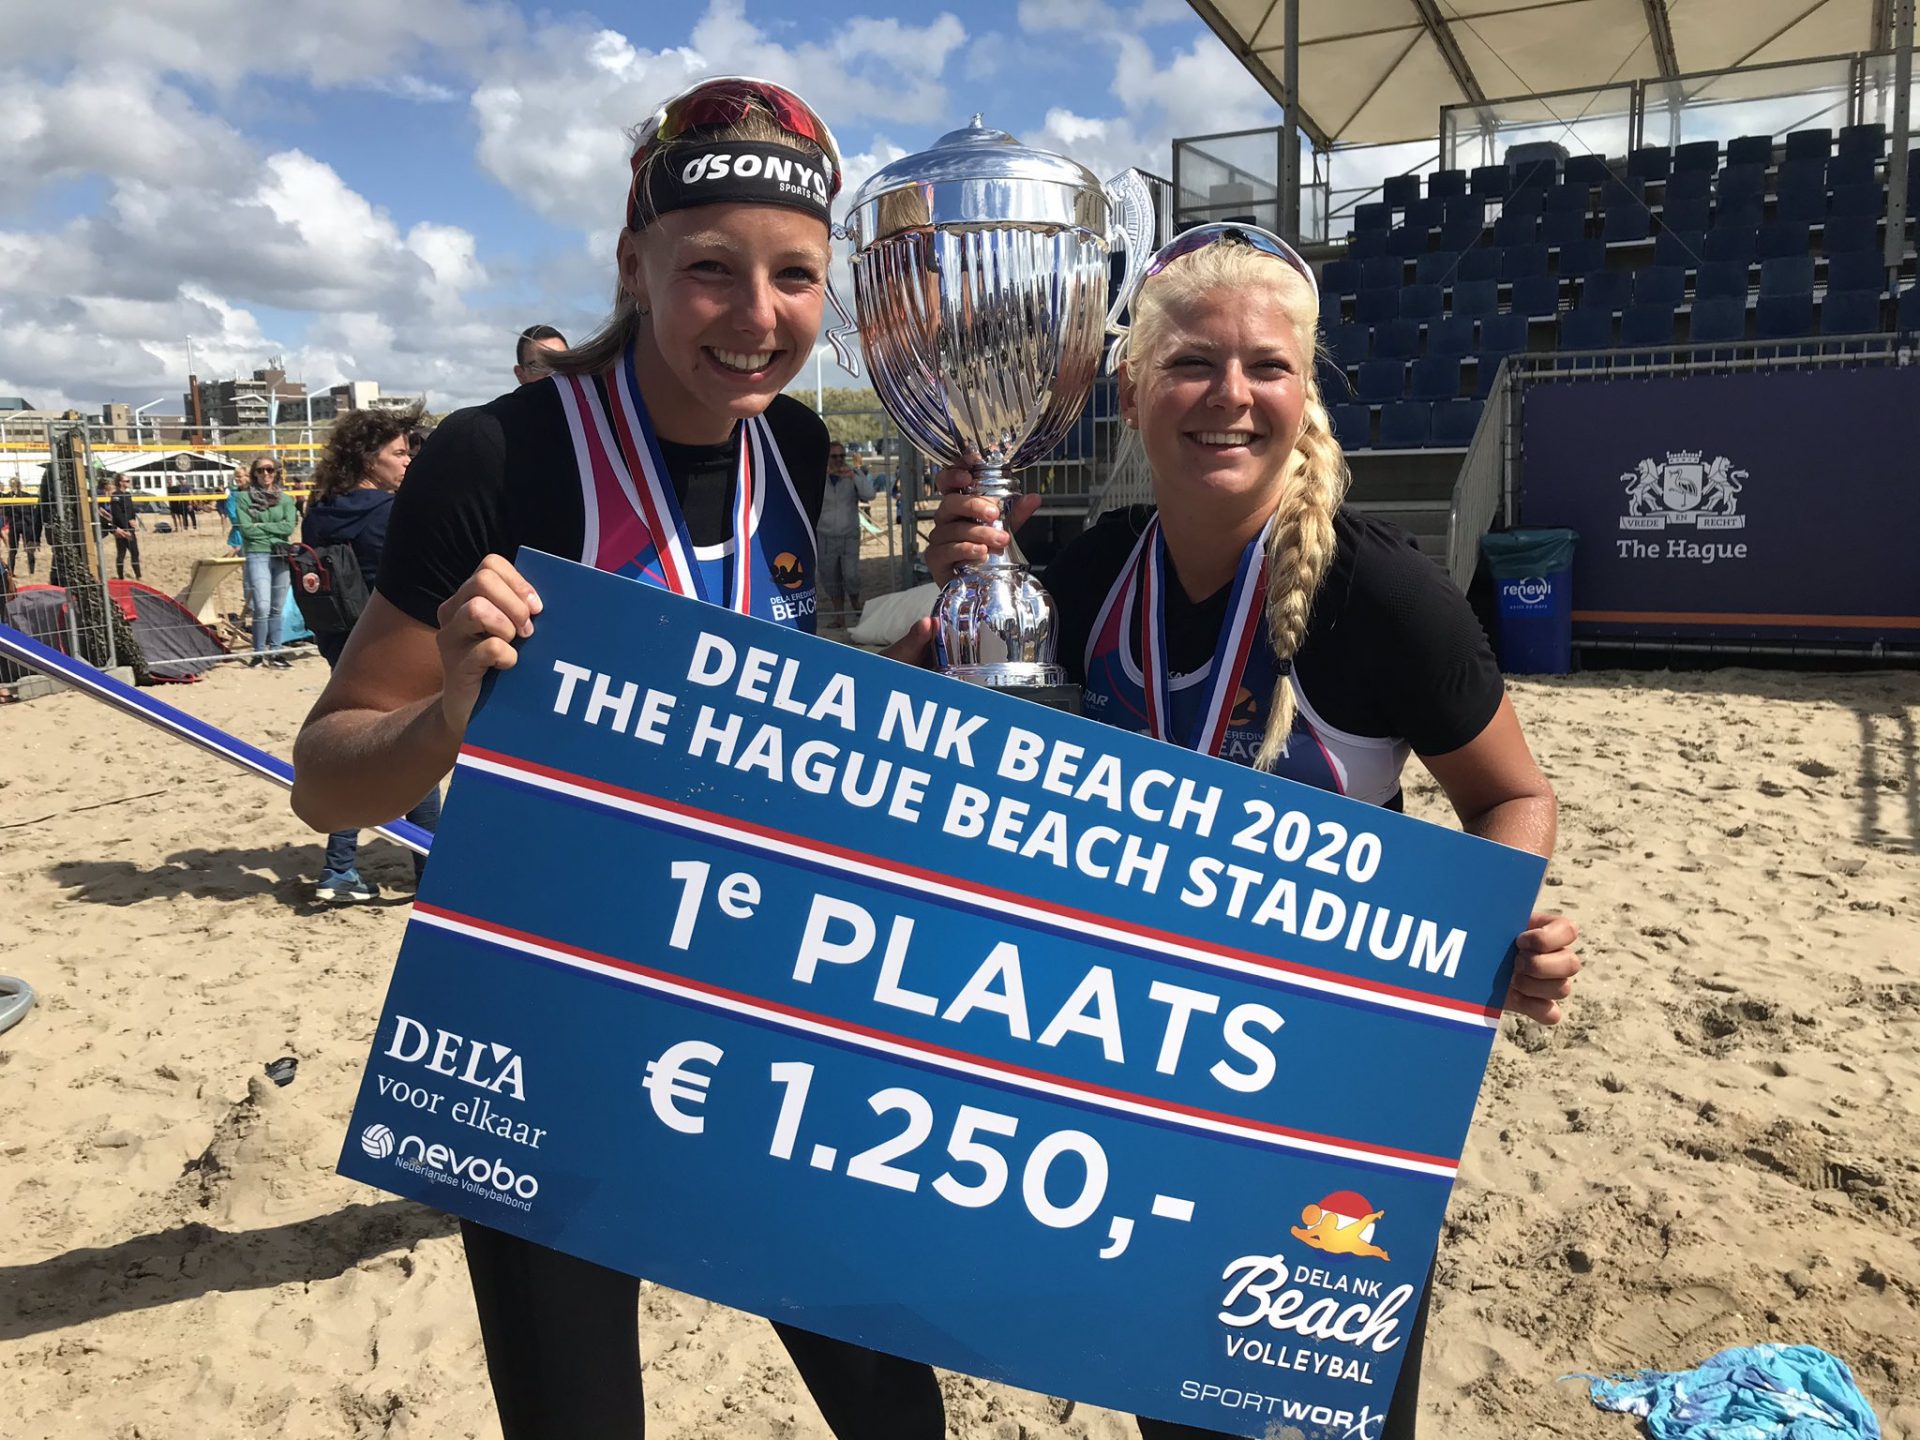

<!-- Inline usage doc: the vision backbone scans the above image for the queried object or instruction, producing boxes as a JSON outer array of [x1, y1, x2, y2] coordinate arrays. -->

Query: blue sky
[[1, 0, 1283, 416]]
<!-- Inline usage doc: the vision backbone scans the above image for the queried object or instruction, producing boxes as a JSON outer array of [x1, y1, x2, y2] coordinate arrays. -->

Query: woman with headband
[[928, 224, 1582, 1439], [292, 77, 946, 1439]]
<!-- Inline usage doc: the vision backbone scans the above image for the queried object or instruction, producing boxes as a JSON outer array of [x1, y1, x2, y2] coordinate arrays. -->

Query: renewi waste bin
[[1480, 528, 1578, 675]]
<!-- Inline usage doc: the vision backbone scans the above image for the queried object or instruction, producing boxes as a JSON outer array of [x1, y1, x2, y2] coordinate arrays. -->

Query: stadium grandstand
[[1150, 0, 1918, 656]]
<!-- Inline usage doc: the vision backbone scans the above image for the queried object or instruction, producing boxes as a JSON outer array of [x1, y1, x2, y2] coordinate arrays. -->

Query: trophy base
[[946, 664, 1083, 715]]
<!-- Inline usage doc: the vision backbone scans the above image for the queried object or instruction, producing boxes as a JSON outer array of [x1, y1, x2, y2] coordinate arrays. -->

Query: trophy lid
[[847, 115, 1111, 247]]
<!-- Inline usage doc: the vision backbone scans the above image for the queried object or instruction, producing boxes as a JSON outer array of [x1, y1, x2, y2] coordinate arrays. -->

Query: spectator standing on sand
[[5, 477, 41, 576], [106, 477, 143, 580], [301, 404, 437, 904], [513, 324, 568, 386], [816, 441, 874, 629], [234, 457, 298, 667]]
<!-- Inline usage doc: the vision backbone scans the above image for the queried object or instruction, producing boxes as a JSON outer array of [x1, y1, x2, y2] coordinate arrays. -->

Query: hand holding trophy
[[837, 118, 1156, 712]]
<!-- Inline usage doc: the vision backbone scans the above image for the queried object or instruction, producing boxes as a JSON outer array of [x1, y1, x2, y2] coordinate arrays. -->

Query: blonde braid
[[1252, 368, 1351, 772]]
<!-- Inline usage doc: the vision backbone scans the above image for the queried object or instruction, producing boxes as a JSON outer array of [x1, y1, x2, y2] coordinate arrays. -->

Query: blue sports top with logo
[[1047, 505, 1505, 810], [375, 372, 829, 635]]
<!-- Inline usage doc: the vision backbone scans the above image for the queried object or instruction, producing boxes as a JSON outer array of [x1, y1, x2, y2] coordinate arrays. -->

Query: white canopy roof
[[1186, 0, 1887, 146]]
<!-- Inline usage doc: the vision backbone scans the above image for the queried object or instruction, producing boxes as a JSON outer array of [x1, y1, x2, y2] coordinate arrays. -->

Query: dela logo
[[1620, 451, 1748, 532], [771, 552, 807, 589]]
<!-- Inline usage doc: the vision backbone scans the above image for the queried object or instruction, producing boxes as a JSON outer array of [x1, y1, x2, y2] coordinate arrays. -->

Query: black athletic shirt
[[378, 380, 828, 626], [1044, 505, 1504, 805]]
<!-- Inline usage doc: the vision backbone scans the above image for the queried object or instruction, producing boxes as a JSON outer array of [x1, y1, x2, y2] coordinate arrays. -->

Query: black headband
[[635, 140, 833, 229]]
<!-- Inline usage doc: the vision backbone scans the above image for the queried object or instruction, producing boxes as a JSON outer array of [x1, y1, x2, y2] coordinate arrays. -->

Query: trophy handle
[[824, 226, 863, 377], [1102, 168, 1158, 338]]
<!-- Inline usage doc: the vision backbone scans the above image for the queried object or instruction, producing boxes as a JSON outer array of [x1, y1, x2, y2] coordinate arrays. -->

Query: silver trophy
[[840, 117, 1156, 708]]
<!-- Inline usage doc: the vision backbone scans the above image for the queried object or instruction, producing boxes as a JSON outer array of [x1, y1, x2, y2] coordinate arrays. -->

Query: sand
[[2, 520, 1917, 1439]]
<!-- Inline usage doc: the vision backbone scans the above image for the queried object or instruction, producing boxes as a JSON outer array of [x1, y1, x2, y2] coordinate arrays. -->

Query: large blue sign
[[1520, 366, 1920, 648], [338, 550, 1545, 1438]]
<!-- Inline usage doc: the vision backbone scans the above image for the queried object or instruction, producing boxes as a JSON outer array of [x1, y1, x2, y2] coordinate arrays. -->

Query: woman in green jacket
[[234, 456, 298, 666]]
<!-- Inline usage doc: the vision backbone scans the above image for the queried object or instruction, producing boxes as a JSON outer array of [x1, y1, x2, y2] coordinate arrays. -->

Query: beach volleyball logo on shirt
[[771, 552, 807, 589], [1229, 685, 1259, 728], [1619, 451, 1748, 531], [1291, 1191, 1390, 1261]]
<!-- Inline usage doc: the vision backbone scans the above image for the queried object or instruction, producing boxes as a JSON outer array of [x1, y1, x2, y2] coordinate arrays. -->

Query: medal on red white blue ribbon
[[1137, 512, 1273, 758]]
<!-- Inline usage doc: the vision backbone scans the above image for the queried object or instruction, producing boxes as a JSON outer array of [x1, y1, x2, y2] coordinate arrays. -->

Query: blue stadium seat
[[1756, 294, 1815, 338], [1414, 251, 1460, 285], [1628, 146, 1671, 181], [1910, 149, 1920, 202], [1757, 220, 1810, 259], [1726, 134, 1773, 168], [1382, 174, 1420, 208], [1403, 197, 1445, 232], [1674, 140, 1720, 174], [1564, 154, 1611, 187], [1602, 206, 1652, 243], [1440, 215, 1486, 253], [1428, 168, 1468, 199], [1557, 237, 1607, 277], [1784, 127, 1832, 162], [1494, 211, 1537, 247], [1599, 175, 1647, 210], [1635, 266, 1687, 308], [1620, 303, 1676, 347], [1360, 255, 1404, 289], [1387, 224, 1429, 258], [1558, 306, 1612, 350], [1452, 278, 1499, 317], [1409, 356, 1462, 402], [1370, 318, 1421, 360], [1715, 164, 1765, 208], [1760, 255, 1815, 298], [1470, 164, 1510, 199], [1326, 321, 1370, 367], [1511, 155, 1558, 190], [1400, 283, 1445, 321], [1662, 193, 1712, 234], [1713, 200, 1763, 233], [1380, 401, 1432, 448], [1431, 399, 1484, 447], [1329, 403, 1372, 451], [1323, 258, 1360, 295], [1776, 159, 1826, 197], [1349, 229, 1390, 259], [1689, 296, 1747, 343], [1702, 226, 1757, 264], [1829, 184, 1884, 219], [1456, 247, 1502, 282], [1579, 269, 1633, 312], [1823, 213, 1878, 254], [1355, 201, 1392, 232], [1696, 260, 1751, 302], [1315, 354, 1351, 400], [1509, 273, 1561, 318], [1500, 243, 1549, 280], [1837, 123, 1886, 163], [1820, 290, 1883, 335], [1664, 170, 1712, 204], [1355, 287, 1400, 324], [1442, 194, 1485, 227], [1778, 188, 1829, 226], [1899, 286, 1920, 331], [1543, 183, 1590, 215], [1427, 315, 1477, 358], [1540, 210, 1587, 249], [1828, 153, 1874, 190], [1825, 250, 1886, 295], [1479, 311, 1530, 358], [1357, 359, 1405, 403], [1654, 229, 1706, 267], [1502, 187, 1545, 217]]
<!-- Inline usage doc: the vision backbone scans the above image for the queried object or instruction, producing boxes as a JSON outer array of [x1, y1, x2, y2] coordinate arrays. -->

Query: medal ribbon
[[604, 347, 760, 610], [1138, 513, 1273, 758]]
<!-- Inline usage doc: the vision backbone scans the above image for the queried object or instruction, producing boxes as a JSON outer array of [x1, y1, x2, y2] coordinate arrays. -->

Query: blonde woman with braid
[[926, 224, 1581, 1440]]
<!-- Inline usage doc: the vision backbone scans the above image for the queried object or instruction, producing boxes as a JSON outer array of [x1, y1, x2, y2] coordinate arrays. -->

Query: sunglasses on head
[[1140, 223, 1318, 298], [631, 75, 843, 197]]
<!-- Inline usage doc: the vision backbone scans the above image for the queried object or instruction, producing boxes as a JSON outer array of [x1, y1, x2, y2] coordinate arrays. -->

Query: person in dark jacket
[[106, 477, 143, 580], [300, 403, 436, 903], [4, 477, 41, 577]]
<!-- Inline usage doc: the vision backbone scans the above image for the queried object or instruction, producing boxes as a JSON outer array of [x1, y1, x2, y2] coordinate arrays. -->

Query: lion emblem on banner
[[1619, 451, 1749, 529]]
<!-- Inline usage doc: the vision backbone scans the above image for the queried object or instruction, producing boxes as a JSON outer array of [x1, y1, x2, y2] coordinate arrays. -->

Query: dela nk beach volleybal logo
[[1619, 450, 1748, 531]]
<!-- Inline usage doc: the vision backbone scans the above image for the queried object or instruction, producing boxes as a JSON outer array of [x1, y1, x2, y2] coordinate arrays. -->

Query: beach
[[2, 523, 1917, 1439]]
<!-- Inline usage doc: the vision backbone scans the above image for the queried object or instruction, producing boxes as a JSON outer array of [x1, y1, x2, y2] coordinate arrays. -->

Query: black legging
[[460, 1221, 947, 1439], [1137, 1275, 1433, 1440]]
